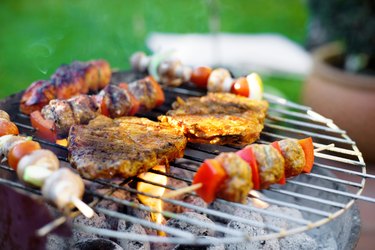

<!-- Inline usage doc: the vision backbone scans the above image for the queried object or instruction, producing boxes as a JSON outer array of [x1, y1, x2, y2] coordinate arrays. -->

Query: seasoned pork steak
[[68, 115, 187, 179], [158, 93, 268, 146]]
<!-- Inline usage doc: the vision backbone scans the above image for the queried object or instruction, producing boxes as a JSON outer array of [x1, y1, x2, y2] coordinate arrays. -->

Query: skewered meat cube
[[68, 115, 187, 179], [128, 76, 165, 112], [159, 92, 268, 146], [248, 144, 284, 189], [216, 152, 253, 203], [96, 84, 134, 118], [278, 139, 306, 178], [69, 95, 99, 124], [41, 99, 76, 137]]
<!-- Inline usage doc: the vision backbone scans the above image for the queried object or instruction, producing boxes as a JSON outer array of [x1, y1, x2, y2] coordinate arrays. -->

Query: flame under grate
[[0, 71, 373, 247]]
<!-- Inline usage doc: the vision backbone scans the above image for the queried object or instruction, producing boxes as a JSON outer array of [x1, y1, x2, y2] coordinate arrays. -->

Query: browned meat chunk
[[249, 144, 284, 189], [42, 99, 76, 138], [20, 80, 56, 114], [68, 115, 187, 179], [128, 77, 158, 112], [69, 95, 98, 124], [51, 64, 86, 99], [96, 85, 133, 118], [159, 93, 268, 146], [216, 152, 253, 203], [278, 139, 305, 178]]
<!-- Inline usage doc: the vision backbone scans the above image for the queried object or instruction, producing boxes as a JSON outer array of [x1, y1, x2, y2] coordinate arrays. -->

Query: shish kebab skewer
[[164, 137, 333, 204], [0, 110, 94, 218], [130, 51, 263, 100], [20, 59, 111, 115], [30, 76, 165, 141]]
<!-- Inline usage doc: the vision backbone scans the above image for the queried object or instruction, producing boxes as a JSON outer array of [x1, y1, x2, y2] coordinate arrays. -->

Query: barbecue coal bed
[[0, 71, 373, 250]]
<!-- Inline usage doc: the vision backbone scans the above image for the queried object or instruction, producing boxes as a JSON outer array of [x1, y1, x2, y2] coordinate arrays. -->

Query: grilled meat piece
[[41, 95, 98, 138], [69, 95, 99, 124], [278, 139, 305, 178], [20, 59, 111, 114], [51, 64, 86, 100], [42, 99, 76, 137], [216, 152, 253, 203], [96, 85, 134, 118], [128, 77, 158, 112], [249, 144, 284, 189], [20, 80, 56, 114], [68, 115, 187, 179], [159, 93, 268, 146]]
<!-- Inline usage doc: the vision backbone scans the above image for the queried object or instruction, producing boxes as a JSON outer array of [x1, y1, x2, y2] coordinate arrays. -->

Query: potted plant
[[303, 0, 375, 162]]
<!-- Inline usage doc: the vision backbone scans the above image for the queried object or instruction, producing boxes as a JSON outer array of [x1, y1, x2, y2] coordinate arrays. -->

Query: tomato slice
[[118, 83, 140, 115], [271, 141, 286, 185], [146, 76, 165, 107], [231, 77, 250, 97], [8, 140, 41, 170], [0, 120, 19, 136], [236, 147, 260, 190], [30, 111, 56, 142], [193, 159, 227, 203], [298, 137, 314, 173], [190, 66, 212, 88]]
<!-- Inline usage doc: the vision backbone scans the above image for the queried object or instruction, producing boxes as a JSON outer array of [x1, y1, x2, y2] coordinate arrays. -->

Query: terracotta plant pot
[[303, 43, 375, 163]]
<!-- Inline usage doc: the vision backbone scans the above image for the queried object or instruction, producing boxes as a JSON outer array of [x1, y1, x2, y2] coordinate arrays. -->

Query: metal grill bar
[[266, 114, 346, 134], [264, 123, 355, 145], [268, 188, 346, 208], [314, 162, 375, 179], [267, 107, 331, 124]]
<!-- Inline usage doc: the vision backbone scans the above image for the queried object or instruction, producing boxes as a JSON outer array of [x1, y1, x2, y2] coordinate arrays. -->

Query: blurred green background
[[0, 0, 308, 102]]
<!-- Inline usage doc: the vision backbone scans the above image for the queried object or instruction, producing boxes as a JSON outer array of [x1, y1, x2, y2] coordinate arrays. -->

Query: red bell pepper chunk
[[30, 111, 56, 142], [236, 147, 261, 190], [271, 141, 286, 185], [298, 137, 314, 173], [193, 159, 227, 203]]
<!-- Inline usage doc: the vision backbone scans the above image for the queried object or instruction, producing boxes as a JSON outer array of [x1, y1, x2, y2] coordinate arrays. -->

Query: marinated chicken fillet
[[159, 93, 268, 146], [68, 116, 187, 179]]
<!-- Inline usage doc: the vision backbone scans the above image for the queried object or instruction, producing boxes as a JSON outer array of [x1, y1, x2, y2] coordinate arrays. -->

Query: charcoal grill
[[0, 71, 374, 249]]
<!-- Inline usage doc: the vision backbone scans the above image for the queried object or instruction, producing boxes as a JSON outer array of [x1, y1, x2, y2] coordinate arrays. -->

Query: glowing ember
[[137, 165, 167, 235], [56, 139, 68, 147], [249, 190, 269, 209]]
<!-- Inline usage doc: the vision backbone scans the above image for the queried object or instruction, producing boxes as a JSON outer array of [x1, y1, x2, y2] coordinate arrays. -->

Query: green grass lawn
[[0, 0, 308, 102]]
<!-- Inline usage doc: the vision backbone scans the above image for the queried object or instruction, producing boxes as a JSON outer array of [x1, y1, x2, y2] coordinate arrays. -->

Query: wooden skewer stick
[[314, 143, 335, 153], [71, 196, 94, 218], [163, 183, 202, 199]]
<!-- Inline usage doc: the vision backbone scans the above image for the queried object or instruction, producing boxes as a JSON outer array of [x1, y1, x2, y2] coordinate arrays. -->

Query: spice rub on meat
[[68, 115, 187, 179], [158, 93, 268, 146]]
